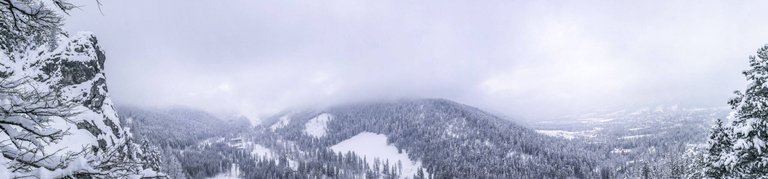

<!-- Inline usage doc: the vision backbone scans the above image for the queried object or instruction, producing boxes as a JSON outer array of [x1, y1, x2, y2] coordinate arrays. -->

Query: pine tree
[[723, 44, 768, 177], [416, 167, 426, 179], [704, 118, 731, 178], [139, 140, 163, 172], [160, 146, 186, 179], [682, 146, 707, 178], [641, 163, 651, 179]]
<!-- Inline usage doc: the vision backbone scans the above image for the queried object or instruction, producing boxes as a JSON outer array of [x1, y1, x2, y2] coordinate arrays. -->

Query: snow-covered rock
[[6, 32, 125, 153], [0, 32, 157, 177]]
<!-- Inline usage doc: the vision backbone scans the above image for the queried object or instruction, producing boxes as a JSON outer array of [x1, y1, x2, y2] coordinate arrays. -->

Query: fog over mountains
[[62, 0, 768, 120], [4, 0, 768, 178]]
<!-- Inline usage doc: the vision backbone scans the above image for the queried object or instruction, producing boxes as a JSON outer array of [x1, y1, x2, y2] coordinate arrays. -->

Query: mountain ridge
[[261, 98, 602, 178]]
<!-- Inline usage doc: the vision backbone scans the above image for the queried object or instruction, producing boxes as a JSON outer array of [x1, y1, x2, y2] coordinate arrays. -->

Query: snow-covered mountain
[[123, 99, 608, 178], [0, 32, 158, 177], [121, 99, 718, 178], [254, 98, 604, 178]]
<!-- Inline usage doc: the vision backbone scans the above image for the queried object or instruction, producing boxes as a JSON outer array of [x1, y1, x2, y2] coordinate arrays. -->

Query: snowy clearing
[[535, 129, 596, 140], [250, 144, 275, 159], [330, 132, 425, 178], [304, 113, 333, 138]]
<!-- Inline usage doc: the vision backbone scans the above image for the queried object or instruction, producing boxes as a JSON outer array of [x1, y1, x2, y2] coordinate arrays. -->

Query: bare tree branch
[[0, 77, 80, 172]]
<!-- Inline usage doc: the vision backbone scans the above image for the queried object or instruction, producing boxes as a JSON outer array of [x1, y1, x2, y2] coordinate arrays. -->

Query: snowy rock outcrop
[[0, 32, 158, 177], [34, 32, 125, 157]]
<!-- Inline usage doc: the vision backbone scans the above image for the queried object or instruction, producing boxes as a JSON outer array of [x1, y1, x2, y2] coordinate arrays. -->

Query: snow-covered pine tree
[[722, 44, 768, 177], [140, 140, 163, 172], [682, 146, 706, 178], [704, 118, 731, 178]]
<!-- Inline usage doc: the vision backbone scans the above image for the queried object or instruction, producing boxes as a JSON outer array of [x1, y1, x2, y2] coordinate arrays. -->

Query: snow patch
[[304, 113, 332, 138], [618, 134, 653, 140], [536, 129, 597, 139], [251, 144, 275, 159], [330, 132, 425, 178], [270, 115, 291, 131], [611, 148, 632, 154]]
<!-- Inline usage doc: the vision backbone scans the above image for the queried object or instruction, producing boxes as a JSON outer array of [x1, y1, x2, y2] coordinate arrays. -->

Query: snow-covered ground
[[304, 113, 332, 138], [250, 144, 275, 159], [535, 129, 598, 140], [618, 134, 653, 140], [247, 143, 296, 170], [330, 132, 426, 178]]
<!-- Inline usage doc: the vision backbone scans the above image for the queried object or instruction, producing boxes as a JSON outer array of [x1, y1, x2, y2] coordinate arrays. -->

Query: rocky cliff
[[0, 32, 158, 177]]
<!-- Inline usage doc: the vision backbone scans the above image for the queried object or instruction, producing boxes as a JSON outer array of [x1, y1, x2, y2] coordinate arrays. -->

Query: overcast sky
[[64, 0, 768, 122]]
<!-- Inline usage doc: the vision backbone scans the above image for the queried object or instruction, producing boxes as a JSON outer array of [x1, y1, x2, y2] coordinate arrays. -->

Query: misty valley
[[3, 0, 768, 179]]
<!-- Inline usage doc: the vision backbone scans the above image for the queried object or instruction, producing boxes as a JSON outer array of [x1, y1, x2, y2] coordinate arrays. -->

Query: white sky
[[63, 0, 768, 121]]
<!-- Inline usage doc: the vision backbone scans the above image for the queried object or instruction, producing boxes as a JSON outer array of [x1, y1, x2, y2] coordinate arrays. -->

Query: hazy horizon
[[63, 0, 766, 121]]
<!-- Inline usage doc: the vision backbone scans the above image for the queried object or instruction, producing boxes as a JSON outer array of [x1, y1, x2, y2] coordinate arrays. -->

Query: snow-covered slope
[[261, 98, 602, 178], [270, 115, 291, 131], [304, 113, 332, 138], [331, 132, 425, 178]]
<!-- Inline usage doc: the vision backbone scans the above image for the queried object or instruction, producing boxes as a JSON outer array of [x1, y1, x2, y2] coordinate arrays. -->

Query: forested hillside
[[528, 106, 729, 178], [121, 99, 721, 179], [263, 99, 604, 178]]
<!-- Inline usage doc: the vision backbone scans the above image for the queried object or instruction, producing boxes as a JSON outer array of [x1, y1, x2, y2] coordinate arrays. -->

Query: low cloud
[[65, 0, 766, 121]]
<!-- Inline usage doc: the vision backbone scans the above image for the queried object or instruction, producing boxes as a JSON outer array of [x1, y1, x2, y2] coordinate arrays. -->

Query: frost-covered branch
[[0, 0, 90, 53], [0, 78, 80, 172]]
